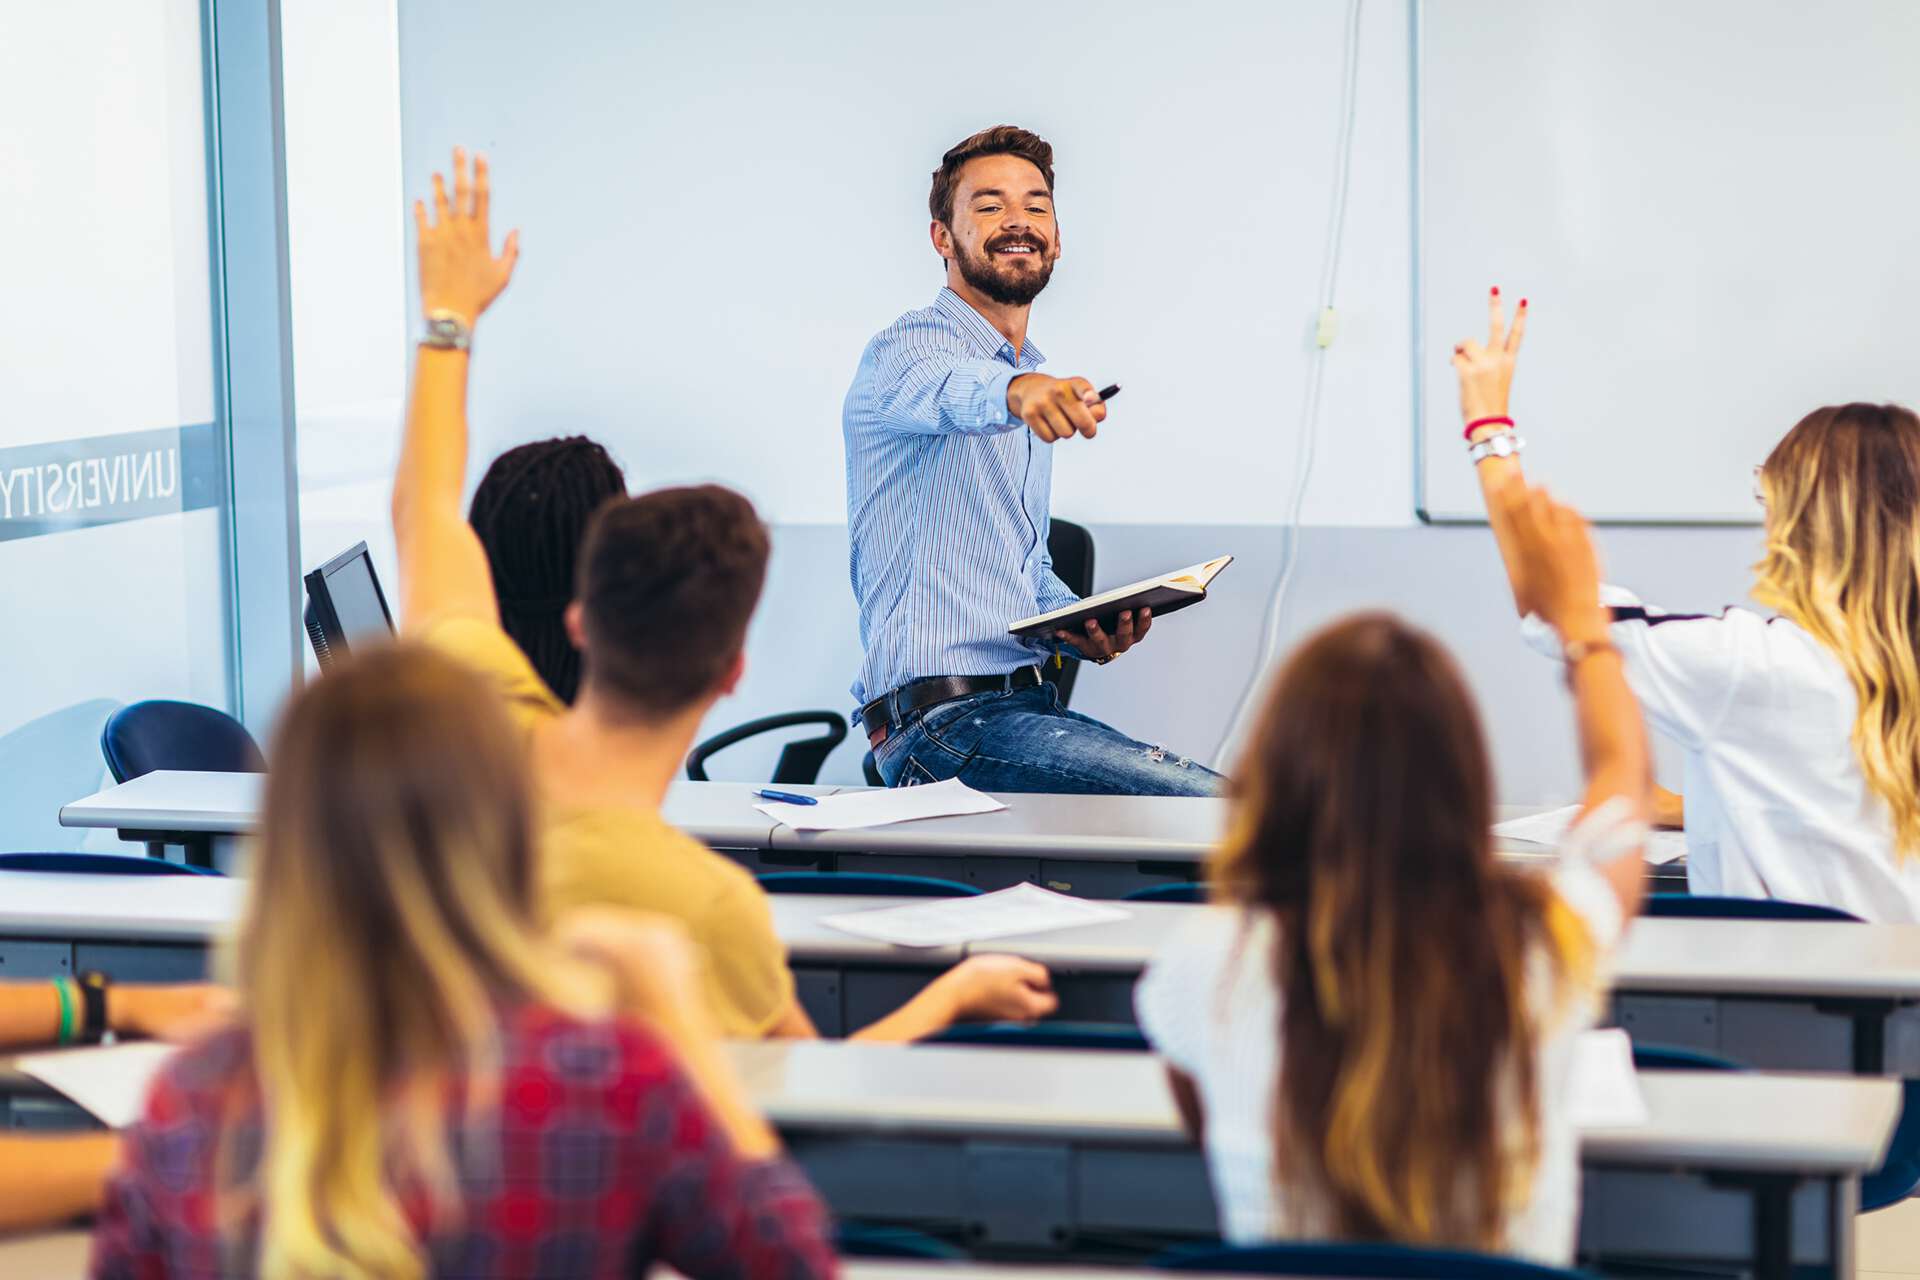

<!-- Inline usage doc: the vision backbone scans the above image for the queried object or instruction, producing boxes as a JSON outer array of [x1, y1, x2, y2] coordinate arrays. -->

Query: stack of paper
[[756, 778, 1007, 831], [16, 1041, 180, 1129], [1568, 1028, 1651, 1128], [822, 882, 1130, 949], [1494, 804, 1688, 866]]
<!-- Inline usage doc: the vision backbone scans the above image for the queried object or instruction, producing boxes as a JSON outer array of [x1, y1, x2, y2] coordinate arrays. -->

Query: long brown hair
[[1215, 613, 1589, 1248], [238, 644, 597, 1278], [1754, 403, 1920, 856]]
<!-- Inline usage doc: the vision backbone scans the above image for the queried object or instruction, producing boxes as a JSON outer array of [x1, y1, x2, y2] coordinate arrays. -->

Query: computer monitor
[[302, 541, 395, 671]]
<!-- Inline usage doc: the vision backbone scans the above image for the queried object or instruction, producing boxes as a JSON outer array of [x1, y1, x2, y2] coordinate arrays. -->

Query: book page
[[16, 1041, 179, 1129], [1569, 1028, 1650, 1129], [756, 778, 1006, 831], [1494, 804, 1686, 866], [822, 883, 1130, 948]]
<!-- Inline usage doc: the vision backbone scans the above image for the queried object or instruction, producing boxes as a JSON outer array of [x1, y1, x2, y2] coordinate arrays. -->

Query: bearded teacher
[[843, 125, 1224, 796]]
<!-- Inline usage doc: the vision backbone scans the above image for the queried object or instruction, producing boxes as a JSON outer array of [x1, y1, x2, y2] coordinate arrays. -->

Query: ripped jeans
[[871, 682, 1225, 797]]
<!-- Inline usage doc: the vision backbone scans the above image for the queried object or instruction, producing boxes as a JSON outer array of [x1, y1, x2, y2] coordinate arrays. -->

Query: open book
[[1010, 555, 1234, 640]]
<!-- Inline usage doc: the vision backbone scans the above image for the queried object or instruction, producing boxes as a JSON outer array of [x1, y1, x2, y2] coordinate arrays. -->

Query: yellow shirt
[[424, 617, 795, 1037]]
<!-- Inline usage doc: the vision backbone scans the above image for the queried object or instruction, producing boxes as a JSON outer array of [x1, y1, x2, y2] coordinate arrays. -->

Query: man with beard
[[843, 125, 1224, 796]]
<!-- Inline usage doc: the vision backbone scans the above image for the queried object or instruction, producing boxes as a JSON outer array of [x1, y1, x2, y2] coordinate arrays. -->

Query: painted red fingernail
[[1491, 286, 1500, 297], [1520, 298, 1529, 308]]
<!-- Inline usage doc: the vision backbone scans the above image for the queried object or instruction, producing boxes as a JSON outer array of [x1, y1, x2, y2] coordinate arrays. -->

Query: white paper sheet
[[1493, 804, 1688, 865], [822, 882, 1131, 948], [1569, 1028, 1651, 1129], [756, 778, 1007, 831], [16, 1041, 180, 1129]]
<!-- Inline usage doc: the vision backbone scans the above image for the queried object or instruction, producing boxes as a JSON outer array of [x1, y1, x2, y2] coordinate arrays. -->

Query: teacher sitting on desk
[[845, 125, 1223, 796]]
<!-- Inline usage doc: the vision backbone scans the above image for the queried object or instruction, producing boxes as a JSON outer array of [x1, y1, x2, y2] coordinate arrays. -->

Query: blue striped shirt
[[844, 287, 1081, 706]]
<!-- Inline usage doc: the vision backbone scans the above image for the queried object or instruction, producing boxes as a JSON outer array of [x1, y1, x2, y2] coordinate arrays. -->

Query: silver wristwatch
[[1467, 430, 1525, 464], [420, 310, 472, 352]]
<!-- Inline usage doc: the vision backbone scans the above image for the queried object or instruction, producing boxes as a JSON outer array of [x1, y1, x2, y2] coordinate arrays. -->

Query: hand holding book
[[1054, 607, 1152, 664], [1010, 555, 1234, 659]]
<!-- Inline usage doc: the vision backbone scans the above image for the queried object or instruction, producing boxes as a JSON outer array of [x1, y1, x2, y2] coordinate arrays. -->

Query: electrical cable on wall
[[1213, 0, 1366, 766]]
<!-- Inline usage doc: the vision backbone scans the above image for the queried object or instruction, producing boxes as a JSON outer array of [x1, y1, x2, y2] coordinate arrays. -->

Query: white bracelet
[[1467, 431, 1525, 464]]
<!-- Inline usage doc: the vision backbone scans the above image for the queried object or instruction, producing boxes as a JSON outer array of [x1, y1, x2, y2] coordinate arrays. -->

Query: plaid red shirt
[[89, 1005, 836, 1279]]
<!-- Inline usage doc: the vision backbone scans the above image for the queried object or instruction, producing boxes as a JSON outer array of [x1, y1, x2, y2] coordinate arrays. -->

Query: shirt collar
[[934, 286, 1045, 367]]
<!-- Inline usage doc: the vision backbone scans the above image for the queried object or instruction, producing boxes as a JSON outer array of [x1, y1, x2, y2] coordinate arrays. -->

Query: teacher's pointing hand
[[1009, 373, 1108, 443]]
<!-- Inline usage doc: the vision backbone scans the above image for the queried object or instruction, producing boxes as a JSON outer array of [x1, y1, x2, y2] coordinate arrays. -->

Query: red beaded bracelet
[[1463, 415, 1514, 442]]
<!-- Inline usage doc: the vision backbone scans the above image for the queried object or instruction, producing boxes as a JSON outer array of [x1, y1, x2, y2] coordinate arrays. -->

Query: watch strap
[[420, 310, 473, 352], [77, 970, 110, 1044], [1467, 431, 1525, 464]]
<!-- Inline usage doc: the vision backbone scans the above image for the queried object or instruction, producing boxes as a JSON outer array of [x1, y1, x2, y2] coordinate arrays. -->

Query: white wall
[[395, 0, 1417, 529]]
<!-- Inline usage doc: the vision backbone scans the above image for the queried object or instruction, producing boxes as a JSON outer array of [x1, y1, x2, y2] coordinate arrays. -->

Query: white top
[[1134, 807, 1635, 1264], [1525, 586, 1920, 922]]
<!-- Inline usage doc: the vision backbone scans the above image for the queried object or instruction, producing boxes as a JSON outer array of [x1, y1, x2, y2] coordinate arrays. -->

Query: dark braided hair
[[468, 437, 627, 704]]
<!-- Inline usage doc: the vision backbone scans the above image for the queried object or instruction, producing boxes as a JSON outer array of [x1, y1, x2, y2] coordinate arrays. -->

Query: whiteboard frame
[[1409, 0, 1762, 529]]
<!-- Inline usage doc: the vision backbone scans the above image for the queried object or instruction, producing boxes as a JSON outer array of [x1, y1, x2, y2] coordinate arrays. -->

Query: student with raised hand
[[469, 436, 628, 704], [0, 981, 229, 1234], [1135, 484, 1651, 1263], [391, 148, 1056, 1041], [91, 645, 834, 1279], [1457, 290, 1920, 920]]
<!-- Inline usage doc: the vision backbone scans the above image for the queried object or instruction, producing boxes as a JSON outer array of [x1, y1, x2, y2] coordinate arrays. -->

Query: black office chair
[[1042, 517, 1096, 708], [100, 700, 264, 867], [685, 711, 848, 784]]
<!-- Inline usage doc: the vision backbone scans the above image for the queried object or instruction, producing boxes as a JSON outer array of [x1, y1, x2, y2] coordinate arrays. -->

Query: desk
[[0, 1042, 1896, 1278], [0, 1230, 88, 1279], [730, 1040, 1894, 1277]]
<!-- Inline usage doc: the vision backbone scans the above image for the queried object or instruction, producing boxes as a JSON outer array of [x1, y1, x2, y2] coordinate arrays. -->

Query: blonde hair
[[1754, 403, 1920, 857], [236, 645, 595, 1278]]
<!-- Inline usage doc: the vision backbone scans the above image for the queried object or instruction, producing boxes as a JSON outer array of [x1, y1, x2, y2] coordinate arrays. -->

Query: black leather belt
[[861, 667, 1044, 747]]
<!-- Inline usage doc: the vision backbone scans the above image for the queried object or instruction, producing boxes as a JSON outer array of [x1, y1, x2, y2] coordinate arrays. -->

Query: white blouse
[[1134, 805, 1636, 1265], [1526, 587, 1920, 922]]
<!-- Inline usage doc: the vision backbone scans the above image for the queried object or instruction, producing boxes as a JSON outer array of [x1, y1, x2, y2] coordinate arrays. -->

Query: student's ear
[[717, 649, 747, 698], [563, 601, 587, 651]]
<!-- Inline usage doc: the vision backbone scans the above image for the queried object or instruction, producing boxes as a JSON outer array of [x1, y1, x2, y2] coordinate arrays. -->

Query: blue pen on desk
[[755, 788, 819, 806]]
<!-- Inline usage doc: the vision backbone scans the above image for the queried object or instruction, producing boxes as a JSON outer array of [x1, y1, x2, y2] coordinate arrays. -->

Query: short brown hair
[[928, 125, 1055, 226], [575, 484, 770, 718]]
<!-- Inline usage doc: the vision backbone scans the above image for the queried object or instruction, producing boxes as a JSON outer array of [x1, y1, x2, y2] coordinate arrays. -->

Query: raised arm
[[391, 148, 521, 631], [1452, 288, 1533, 616], [1496, 483, 1653, 920]]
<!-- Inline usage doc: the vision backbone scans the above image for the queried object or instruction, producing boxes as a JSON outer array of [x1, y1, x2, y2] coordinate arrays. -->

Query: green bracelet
[[52, 976, 75, 1045]]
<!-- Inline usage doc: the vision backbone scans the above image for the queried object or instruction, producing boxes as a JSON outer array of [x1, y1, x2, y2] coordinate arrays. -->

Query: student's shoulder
[[141, 1023, 256, 1126]]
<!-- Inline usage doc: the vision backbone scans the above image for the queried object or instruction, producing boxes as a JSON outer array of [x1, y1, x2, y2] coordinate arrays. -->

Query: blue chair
[[102, 700, 265, 783], [0, 851, 223, 876], [1630, 1043, 1743, 1073], [932, 1020, 1149, 1052], [833, 1222, 967, 1260], [99, 700, 263, 867], [1643, 893, 1863, 922], [757, 871, 980, 898], [1154, 1241, 1590, 1278], [1126, 881, 1210, 904]]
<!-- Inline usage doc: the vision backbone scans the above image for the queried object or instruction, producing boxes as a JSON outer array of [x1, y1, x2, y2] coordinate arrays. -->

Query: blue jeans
[[872, 683, 1225, 796]]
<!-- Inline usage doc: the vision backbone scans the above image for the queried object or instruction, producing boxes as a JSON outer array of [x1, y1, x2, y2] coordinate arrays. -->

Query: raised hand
[[1451, 287, 1528, 435], [1494, 483, 1606, 639], [1008, 374, 1109, 443], [414, 147, 521, 327]]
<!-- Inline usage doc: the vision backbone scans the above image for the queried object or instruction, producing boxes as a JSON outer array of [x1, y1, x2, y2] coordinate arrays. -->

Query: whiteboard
[[394, 0, 1416, 527], [1416, 0, 1920, 523]]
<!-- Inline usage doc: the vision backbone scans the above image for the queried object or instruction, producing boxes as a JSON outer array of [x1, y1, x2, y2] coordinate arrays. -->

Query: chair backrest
[[1125, 881, 1210, 904], [1629, 1042, 1742, 1073], [931, 1020, 1149, 1052], [1043, 518, 1096, 708], [101, 700, 265, 783], [0, 851, 223, 877], [757, 871, 980, 897], [1644, 892, 1863, 922], [686, 711, 848, 784], [1863, 1078, 1920, 1212], [1154, 1241, 1589, 1278]]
